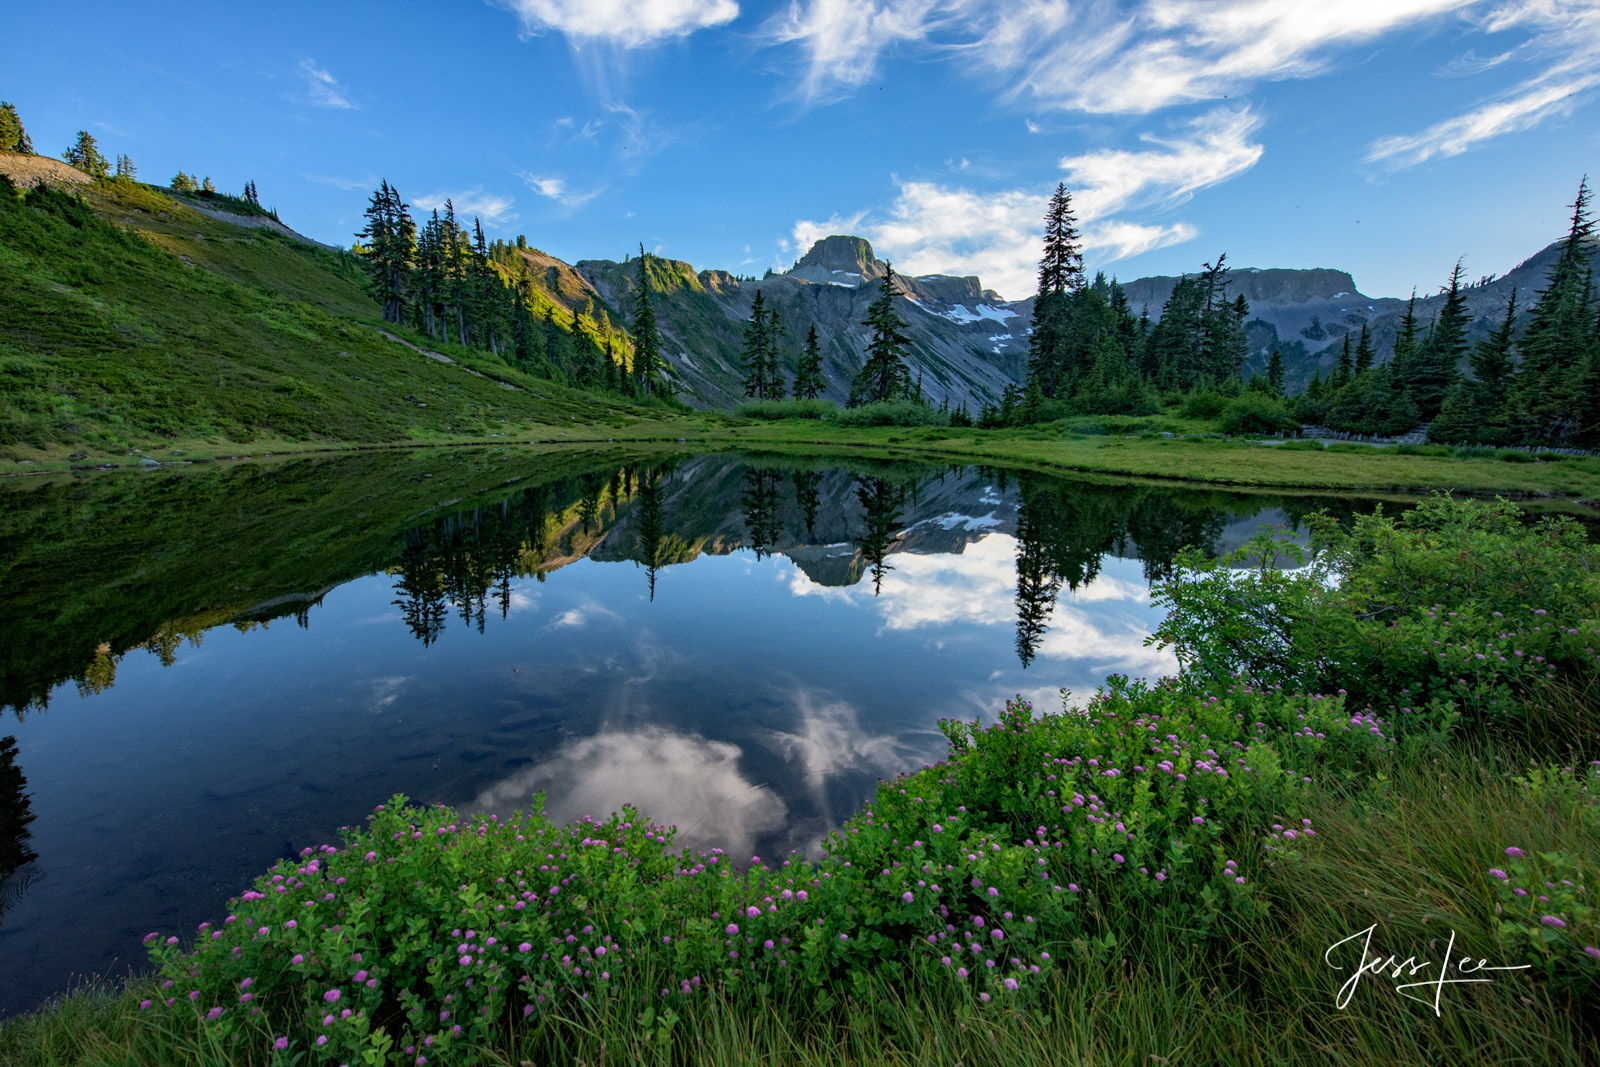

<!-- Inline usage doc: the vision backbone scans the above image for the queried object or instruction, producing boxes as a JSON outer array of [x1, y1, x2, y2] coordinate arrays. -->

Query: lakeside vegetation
[[3, 495, 1597, 1065], [4, 102, 1600, 1065]]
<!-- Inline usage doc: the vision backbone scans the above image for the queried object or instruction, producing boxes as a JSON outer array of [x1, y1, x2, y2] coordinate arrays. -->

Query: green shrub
[[1455, 445, 1498, 460], [1181, 391, 1229, 420], [1324, 442, 1380, 454], [1220, 394, 1298, 436], [1393, 443, 1452, 457], [1276, 439, 1325, 451], [1148, 496, 1600, 742], [1487, 765, 1600, 1002], [734, 398, 837, 421], [138, 677, 1391, 1064], [1499, 449, 1536, 464], [826, 400, 947, 428]]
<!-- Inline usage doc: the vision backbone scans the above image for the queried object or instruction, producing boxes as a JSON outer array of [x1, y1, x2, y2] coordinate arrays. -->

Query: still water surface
[[0, 449, 1370, 1015]]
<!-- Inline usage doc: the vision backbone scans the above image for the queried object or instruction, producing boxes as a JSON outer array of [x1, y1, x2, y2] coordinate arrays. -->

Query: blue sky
[[6, 1, 1597, 300]]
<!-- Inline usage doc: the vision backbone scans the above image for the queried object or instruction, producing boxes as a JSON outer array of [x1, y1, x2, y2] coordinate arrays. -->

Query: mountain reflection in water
[[0, 450, 1373, 1015]]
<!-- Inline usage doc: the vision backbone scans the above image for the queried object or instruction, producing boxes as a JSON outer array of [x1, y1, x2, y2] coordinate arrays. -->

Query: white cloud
[[303, 173, 379, 192], [299, 59, 355, 110], [788, 104, 1260, 296], [1435, 48, 1516, 76], [767, 0, 970, 102], [1368, 0, 1600, 167], [1059, 106, 1265, 218], [498, 0, 739, 47], [767, 1, 1471, 113], [518, 171, 604, 208], [468, 725, 788, 858], [975, 0, 1472, 114], [412, 187, 518, 226]]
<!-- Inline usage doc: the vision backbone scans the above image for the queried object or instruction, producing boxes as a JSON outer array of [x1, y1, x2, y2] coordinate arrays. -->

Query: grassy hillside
[[0, 174, 665, 460]]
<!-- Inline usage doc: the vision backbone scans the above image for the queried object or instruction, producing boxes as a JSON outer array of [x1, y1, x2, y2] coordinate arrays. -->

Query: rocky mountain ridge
[[522, 228, 1583, 409]]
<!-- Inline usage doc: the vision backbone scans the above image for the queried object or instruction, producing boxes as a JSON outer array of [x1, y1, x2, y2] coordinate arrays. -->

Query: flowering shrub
[[138, 679, 1393, 1064], [1489, 844, 1599, 1000], [1149, 495, 1600, 738]]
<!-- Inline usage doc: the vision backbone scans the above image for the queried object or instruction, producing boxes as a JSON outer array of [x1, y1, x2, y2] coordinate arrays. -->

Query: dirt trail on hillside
[[371, 328, 521, 391]]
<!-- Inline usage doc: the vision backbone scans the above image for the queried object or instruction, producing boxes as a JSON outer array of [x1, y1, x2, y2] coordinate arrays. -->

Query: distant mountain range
[[522, 230, 1582, 409]]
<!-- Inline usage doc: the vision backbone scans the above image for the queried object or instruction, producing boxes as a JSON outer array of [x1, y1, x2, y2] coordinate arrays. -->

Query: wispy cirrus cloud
[[411, 187, 518, 226], [766, 0, 1474, 112], [766, 0, 971, 103], [497, 0, 739, 47], [1059, 106, 1264, 218], [298, 59, 355, 110], [518, 170, 605, 209], [1368, 0, 1600, 167], [974, 0, 1473, 114], [304, 173, 380, 192]]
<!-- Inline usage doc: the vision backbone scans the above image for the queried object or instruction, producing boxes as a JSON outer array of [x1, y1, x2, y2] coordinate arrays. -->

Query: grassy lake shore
[[7, 416, 1600, 500]]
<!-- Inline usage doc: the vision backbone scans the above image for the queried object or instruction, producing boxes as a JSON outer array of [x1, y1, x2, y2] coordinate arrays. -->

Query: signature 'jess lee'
[[1325, 924, 1531, 1015]]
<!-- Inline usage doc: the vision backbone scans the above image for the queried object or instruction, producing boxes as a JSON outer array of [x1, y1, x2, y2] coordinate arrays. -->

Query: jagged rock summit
[[786, 234, 886, 287]]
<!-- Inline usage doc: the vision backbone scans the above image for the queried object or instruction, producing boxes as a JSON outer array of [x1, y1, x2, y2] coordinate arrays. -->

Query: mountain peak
[[787, 235, 885, 286]]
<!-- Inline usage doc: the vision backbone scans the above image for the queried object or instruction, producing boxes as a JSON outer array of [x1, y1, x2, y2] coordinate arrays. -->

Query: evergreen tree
[[113, 154, 137, 181], [0, 102, 32, 154], [1353, 323, 1374, 377], [792, 324, 826, 400], [1266, 348, 1286, 395], [1333, 335, 1353, 389], [244, 180, 261, 208], [1390, 291, 1420, 387], [1144, 275, 1206, 389], [1471, 289, 1518, 401], [1026, 183, 1085, 398], [201, 176, 216, 193], [1512, 177, 1595, 443], [1196, 255, 1248, 382], [631, 244, 663, 396], [739, 290, 774, 399], [63, 131, 109, 180], [356, 181, 416, 325], [849, 263, 913, 406], [1408, 262, 1468, 421]]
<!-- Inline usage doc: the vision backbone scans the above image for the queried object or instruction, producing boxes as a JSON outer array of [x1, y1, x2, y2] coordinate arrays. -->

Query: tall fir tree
[[357, 181, 416, 325], [1408, 262, 1468, 421], [631, 244, 663, 396], [849, 264, 914, 406], [1026, 183, 1085, 398], [1353, 323, 1374, 377], [1511, 177, 1594, 443], [792, 325, 826, 400], [739, 290, 775, 399], [1333, 335, 1353, 388], [1433, 289, 1518, 444], [0, 102, 32, 154], [63, 131, 109, 179], [1266, 348, 1286, 395]]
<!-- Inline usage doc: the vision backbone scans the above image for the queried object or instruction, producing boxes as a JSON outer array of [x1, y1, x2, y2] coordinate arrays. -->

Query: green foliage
[[0, 181, 658, 452], [1219, 393, 1298, 436], [134, 671, 1391, 1063], [826, 400, 946, 428], [1489, 765, 1600, 1001], [63, 130, 109, 180], [0, 102, 32, 154], [1181, 390, 1230, 420], [735, 398, 836, 420], [1149, 495, 1600, 741], [849, 266, 913, 407]]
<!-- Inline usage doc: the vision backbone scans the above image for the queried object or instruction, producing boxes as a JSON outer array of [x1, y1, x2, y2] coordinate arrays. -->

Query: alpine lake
[[0, 447, 1396, 1016]]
